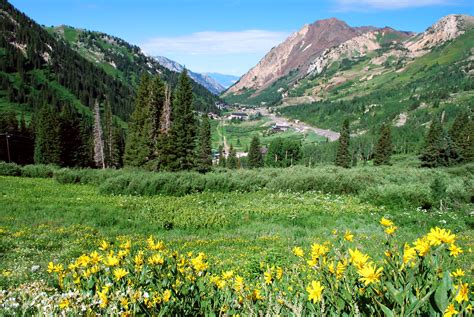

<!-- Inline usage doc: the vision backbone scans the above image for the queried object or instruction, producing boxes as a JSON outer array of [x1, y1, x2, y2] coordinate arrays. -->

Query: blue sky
[[10, 0, 474, 76]]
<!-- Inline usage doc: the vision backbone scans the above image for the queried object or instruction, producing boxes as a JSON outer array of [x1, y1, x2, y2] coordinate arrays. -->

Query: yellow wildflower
[[444, 303, 458, 317], [357, 262, 383, 286], [344, 230, 354, 242], [120, 297, 129, 309], [427, 227, 456, 246], [222, 270, 234, 280], [148, 253, 164, 266], [120, 239, 131, 250], [147, 236, 165, 251], [336, 260, 347, 279], [264, 270, 273, 285], [233, 275, 244, 292], [413, 237, 430, 256], [292, 246, 304, 257], [454, 283, 469, 303], [98, 286, 109, 308], [89, 251, 102, 265], [276, 266, 283, 280], [77, 254, 91, 267], [191, 253, 208, 272], [451, 269, 465, 278], [98, 240, 109, 251], [104, 254, 119, 267], [163, 289, 172, 303], [311, 243, 329, 259], [349, 248, 370, 269], [59, 298, 70, 309], [113, 268, 128, 281], [306, 280, 324, 303], [385, 226, 397, 235], [403, 244, 418, 265], [449, 244, 463, 257], [380, 217, 394, 227]]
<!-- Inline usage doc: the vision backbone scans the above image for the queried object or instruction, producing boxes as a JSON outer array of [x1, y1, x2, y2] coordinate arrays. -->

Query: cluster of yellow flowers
[[46, 220, 470, 316]]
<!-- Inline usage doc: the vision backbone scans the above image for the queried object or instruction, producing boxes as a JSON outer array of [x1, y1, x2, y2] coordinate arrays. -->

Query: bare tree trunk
[[160, 84, 172, 134], [93, 100, 105, 169]]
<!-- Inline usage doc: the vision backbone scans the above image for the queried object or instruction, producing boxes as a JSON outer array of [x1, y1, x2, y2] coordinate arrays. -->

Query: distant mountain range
[[204, 73, 240, 89], [154, 56, 226, 94]]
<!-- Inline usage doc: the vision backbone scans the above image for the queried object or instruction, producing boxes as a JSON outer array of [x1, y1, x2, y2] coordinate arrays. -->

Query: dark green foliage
[[420, 117, 460, 168], [34, 105, 61, 165], [265, 137, 302, 168], [218, 145, 226, 168], [449, 110, 474, 163], [196, 115, 212, 173], [247, 135, 263, 168], [166, 70, 197, 171], [374, 124, 393, 166], [123, 74, 152, 167], [335, 119, 351, 168], [226, 144, 238, 169], [59, 104, 90, 167]]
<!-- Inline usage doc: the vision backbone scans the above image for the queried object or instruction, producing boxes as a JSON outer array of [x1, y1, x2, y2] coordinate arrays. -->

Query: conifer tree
[[335, 119, 351, 168], [59, 104, 85, 167], [420, 117, 460, 167], [226, 144, 238, 169], [218, 145, 226, 168], [34, 104, 61, 165], [148, 76, 165, 152], [449, 110, 473, 163], [123, 74, 152, 167], [374, 124, 393, 166], [167, 69, 196, 171], [248, 135, 263, 168], [196, 114, 213, 173]]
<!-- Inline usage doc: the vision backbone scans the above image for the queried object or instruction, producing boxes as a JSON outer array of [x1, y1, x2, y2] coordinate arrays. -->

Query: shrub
[[53, 169, 81, 184], [0, 162, 21, 176], [21, 164, 57, 178]]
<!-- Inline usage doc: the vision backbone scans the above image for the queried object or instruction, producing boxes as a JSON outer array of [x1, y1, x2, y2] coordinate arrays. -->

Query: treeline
[[123, 71, 213, 172]]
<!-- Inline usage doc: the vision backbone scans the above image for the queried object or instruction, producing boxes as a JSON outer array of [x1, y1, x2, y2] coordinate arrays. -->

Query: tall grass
[[1, 161, 472, 208]]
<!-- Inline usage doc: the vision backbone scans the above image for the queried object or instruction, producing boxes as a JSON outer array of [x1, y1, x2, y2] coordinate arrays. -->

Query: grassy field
[[1, 172, 472, 314]]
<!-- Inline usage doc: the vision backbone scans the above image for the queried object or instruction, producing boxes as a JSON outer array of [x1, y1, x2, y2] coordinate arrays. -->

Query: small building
[[272, 123, 290, 132], [228, 112, 248, 121]]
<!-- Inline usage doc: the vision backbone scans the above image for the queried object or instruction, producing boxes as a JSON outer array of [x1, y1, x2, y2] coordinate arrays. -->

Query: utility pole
[[5, 133, 11, 163]]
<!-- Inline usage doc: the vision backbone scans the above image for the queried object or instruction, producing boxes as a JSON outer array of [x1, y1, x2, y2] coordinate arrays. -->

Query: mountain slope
[[154, 55, 225, 94], [223, 18, 377, 102], [48, 25, 220, 113], [278, 14, 474, 150]]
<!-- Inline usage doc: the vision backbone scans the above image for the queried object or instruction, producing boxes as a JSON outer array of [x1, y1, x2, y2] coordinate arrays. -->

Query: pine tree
[[34, 104, 61, 165], [167, 69, 196, 171], [248, 135, 263, 168], [449, 110, 473, 163], [196, 115, 213, 173], [148, 76, 165, 152], [226, 144, 238, 169], [218, 145, 226, 168], [374, 124, 393, 166], [123, 74, 152, 167], [335, 119, 351, 168], [420, 117, 460, 167], [59, 104, 85, 167]]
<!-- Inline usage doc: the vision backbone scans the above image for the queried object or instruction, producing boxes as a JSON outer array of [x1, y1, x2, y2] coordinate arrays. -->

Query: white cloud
[[140, 30, 290, 56], [334, 0, 454, 10]]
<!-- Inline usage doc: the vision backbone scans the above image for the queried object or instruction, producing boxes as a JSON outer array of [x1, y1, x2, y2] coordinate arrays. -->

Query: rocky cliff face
[[224, 18, 371, 96]]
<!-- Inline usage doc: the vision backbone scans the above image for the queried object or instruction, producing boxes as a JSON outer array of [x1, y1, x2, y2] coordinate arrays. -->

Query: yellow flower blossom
[[357, 262, 383, 286], [191, 253, 208, 272], [385, 226, 397, 235], [147, 236, 165, 251], [444, 303, 458, 317], [306, 280, 324, 303], [454, 283, 469, 303], [98, 286, 109, 308], [163, 289, 172, 303], [59, 298, 69, 309], [148, 253, 164, 266], [292, 246, 304, 257], [449, 244, 463, 257], [113, 268, 128, 281], [344, 230, 354, 242], [380, 217, 394, 227], [349, 248, 370, 269], [77, 254, 91, 267], [120, 297, 129, 308], [233, 275, 244, 292], [120, 240, 131, 250], [89, 251, 102, 265], [403, 244, 418, 265], [264, 270, 273, 285], [104, 254, 119, 267], [222, 270, 234, 280], [98, 240, 109, 251], [451, 269, 465, 278], [413, 237, 430, 256], [276, 266, 283, 280], [427, 227, 456, 246]]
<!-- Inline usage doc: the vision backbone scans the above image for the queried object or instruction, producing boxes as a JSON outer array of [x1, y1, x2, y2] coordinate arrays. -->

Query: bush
[[53, 169, 81, 184], [0, 162, 21, 176], [21, 165, 57, 178], [360, 184, 432, 209]]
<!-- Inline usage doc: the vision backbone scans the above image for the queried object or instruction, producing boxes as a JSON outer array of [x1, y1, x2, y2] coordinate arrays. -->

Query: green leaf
[[406, 289, 435, 315], [434, 274, 449, 312], [386, 282, 404, 306], [377, 302, 395, 317]]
